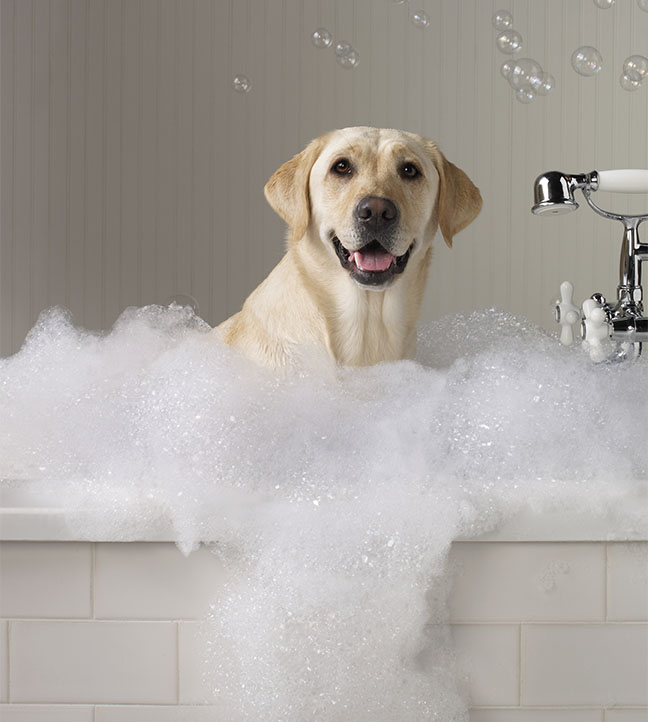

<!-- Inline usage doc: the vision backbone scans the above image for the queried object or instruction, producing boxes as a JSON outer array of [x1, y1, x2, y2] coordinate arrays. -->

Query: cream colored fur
[[216, 127, 482, 369]]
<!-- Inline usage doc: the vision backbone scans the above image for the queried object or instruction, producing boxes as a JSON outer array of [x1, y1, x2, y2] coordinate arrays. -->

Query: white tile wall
[[0, 540, 646, 719], [94, 543, 225, 620], [177, 622, 220, 706], [9, 621, 177, 704], [470, 709, 603, 722], [0, 706, 94, 722], [522, 624, 648, 707], [453, 624, 520, 706], [0, 542, 92, 618], [607, 543, 648, 621], [95, 706, 223, 722], [605, 712, 648, 722], [449, 542, 606, 622], [0, 621, 7, 703]]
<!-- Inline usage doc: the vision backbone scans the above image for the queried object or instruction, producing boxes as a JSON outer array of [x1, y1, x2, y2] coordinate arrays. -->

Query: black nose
[[354, 196, 399, 231]]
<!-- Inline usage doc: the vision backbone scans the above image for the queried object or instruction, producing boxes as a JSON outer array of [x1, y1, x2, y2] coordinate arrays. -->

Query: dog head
[[264, 127, 482, 289]]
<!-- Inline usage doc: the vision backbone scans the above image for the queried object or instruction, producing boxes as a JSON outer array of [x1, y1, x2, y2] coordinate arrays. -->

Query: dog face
[[264, 127, 482, 290]]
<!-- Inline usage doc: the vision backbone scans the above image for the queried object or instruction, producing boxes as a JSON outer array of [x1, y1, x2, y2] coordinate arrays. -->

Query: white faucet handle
[[556, 281, 581, 346], [582, 297, 611, 362]]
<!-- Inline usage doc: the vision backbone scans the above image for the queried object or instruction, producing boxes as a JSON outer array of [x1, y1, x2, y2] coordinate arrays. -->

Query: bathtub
[[1, 480, 647, 722]]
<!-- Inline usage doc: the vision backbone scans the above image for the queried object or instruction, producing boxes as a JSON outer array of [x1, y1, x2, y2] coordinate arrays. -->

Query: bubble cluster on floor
[[1, 305, 646, 721]]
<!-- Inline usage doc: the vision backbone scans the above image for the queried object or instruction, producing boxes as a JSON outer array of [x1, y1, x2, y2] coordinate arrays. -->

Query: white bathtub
[[1, 480, 647, 722]]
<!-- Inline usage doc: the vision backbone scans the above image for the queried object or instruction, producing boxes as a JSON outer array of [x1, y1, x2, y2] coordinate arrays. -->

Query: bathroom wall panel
[[177, 620, 218, 704], [96, 707, 223, 722], [606, 542, 648, 622], [0, 542, 92, 619], [470, 710, 603, 722], [449, 542, 606, 623], [452, 623, 521, 706], [521, 624, 648, 707], [10, 620, 178, 704], [0, 621, 7, 703], [1, 0, 648, 355], [605, 711, 648, 722], [0, 705, 94, 722], [94, 542, 225, 620]]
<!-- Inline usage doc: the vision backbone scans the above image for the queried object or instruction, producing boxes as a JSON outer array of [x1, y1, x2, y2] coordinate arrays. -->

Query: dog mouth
[[332, 237, 413, 286]]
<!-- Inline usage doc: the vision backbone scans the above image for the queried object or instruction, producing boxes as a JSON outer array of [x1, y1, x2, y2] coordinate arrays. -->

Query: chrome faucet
[[531, 169, 648, 361]]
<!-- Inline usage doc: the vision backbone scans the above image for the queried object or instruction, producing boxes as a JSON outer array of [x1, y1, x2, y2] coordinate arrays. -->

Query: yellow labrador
[[217, 127, 482, 368]]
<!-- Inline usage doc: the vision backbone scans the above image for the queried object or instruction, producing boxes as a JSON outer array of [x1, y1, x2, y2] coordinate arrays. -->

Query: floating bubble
[[507, 58, 543, 92], [623, 55, 648, 83], [411, 9, 430, 28], [311, 28, 333, 49], [336, 48, 360, 69], [639, 0, 648, 11], [500, 61, 514, 79], [165, 294, 200, 314], [515, 87, 536, 103], [536, 72, 556, 95], [593, 0, 615, 8], [496, 30, 523, 55], [335, 41, 352, 58], [393, 0, 408, 3], [571, 46, 603, 76], [492, 10, 513, 31], [232, 74, 251, 93], [620, 73, 642, 91]]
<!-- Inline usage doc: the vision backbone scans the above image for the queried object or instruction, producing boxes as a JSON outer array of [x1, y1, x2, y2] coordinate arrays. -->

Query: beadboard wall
[[1, 0, 648, 356]]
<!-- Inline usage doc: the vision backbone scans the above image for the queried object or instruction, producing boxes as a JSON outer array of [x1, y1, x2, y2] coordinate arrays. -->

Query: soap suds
[[1, 305, 646, 721]]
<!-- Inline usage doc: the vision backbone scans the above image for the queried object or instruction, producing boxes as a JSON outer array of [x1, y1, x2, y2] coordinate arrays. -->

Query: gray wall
[[1, 0, 647, 356]]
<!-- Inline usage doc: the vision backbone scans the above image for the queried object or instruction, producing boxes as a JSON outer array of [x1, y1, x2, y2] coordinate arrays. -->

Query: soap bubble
[[232, 74, 251, 93], [411, 9, 430, 28], [507, 58, 543, 91], [165, 294, 199, 314], [620, 73, 642, 91], [335, 41, 352, 58], [571, 46, 603, 76], [500, 61, 514, 78], [496, 30, 523, 55], [623, 55, 648, 83], [336, 48, 360, 69], [639, 0, 648, 11], [311, 28, 333, 49], [536, 72, 556, 95], [593, 0, 615, 8], [492, 10, 513, 30], [515, 87, 536, 103], [393, 0, 408, 3]]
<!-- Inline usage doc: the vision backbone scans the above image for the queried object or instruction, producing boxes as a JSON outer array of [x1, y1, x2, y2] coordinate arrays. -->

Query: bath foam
[[1, 305, 647, 721]]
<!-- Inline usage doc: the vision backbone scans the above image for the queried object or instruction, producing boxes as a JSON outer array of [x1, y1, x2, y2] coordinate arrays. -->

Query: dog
[[216, 127, 482, 368]]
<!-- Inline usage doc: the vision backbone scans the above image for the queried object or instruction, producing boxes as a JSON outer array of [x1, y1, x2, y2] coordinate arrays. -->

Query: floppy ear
[[264, 133, 330, 243], [425, 142, 482, 248]]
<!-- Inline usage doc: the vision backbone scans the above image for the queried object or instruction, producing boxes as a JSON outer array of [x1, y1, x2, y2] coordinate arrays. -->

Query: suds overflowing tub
[[1, 305, 647, 721]]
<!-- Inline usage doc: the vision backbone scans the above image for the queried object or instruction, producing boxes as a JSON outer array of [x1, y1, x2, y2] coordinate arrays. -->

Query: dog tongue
[[352, 246, 395, 272]]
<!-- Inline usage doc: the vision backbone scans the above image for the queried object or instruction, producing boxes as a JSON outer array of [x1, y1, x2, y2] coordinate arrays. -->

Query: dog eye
[[400, 163, 421, 179], [332, 159, 353, 176]]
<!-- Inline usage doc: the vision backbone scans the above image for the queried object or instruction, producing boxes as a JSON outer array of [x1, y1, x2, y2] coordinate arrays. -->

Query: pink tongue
[[352, 247, 395, 272]]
